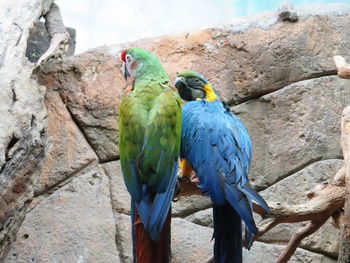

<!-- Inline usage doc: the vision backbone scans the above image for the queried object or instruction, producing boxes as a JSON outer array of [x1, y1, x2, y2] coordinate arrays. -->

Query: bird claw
[[177, 171, 199, 183], [189, 173, 199, 183]]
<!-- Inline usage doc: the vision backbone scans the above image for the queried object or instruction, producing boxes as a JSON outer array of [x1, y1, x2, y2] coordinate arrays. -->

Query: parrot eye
[[126, 54, 132, 62]]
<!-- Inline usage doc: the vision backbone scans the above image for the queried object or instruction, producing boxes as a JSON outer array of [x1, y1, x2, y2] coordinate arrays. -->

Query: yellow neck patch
[[203, 83, 217, 102]]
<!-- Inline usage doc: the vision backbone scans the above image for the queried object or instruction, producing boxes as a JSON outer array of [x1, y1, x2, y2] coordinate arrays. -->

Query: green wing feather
[[119, 92, 143, 202], [119, 83, 182, 202], [140, 86, 182, 191]]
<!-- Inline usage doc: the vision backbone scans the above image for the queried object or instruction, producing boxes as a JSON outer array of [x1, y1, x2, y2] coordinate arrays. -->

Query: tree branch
[[36, 3, 70, 67], [276, 218, 328, 263]]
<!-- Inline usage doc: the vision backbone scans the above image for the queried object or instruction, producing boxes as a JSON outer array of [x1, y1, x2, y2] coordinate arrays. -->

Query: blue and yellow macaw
[[119, 48, 182, 263], [174, 71, 270, 263]]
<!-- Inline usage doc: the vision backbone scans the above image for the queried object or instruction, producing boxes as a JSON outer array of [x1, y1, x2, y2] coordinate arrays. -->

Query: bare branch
[[36, 3, 70, 67], [252, 174, 345, 239], [276, 219, 328, 263]]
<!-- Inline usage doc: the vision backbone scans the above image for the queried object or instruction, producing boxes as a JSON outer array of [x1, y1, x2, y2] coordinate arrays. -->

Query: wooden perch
[[252, 177, 345, 263], [333, 55, 350, 79], [36, 3, 70, 67], [277, 219, 328, 262], [177, 166, 346, 263]]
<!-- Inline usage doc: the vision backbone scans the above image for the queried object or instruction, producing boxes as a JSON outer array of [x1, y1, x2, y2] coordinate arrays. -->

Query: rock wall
[[2, 2, 350, 263], [0, 0, 54, 260]]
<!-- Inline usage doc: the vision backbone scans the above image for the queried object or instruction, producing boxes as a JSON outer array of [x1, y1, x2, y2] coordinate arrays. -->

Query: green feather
[[119, 48, 182, 202]]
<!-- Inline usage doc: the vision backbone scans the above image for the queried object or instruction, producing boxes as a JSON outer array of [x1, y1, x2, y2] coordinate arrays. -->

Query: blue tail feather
[[238, 184, 271, 213], [224, 183, 257, 235], [134, 159, 178, 241], [135, 194, 151, 231], [148, 160, 178, 240], [245, 226, 254, 250]]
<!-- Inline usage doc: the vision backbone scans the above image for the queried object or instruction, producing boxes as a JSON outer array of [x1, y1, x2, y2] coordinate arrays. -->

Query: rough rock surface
[[114, 214, 213, 263], [2, 2, 350, 262], [102, 161, 131, 214], [232, 77, 348, 190], [171, 218, 213, 263], [172, 195, 212, 218], [185, 208, 213, 227], [113, 213, 133, 263], [5, 167, 120, 263], [34, 89, 98, 194], [38, 51, 123, 162], [278, 1, 299, 22], [0, 0, 52, 260]]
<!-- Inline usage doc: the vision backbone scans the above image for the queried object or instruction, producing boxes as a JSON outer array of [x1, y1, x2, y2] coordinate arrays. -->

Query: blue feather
[[238, 184, 271, 213], [147, 159, 178, 240], [224, 183, 257, 235], [135, 185, 151, 230], [181, 99, 270, 256]]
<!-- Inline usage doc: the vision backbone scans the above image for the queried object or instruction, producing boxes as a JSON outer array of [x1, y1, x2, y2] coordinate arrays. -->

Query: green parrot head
[[121, 48, 169, 83], [174, 71, 217, 102]]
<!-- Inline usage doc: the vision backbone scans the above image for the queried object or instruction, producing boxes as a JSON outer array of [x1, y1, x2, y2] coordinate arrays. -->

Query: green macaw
[[118, 48, 182, 263]]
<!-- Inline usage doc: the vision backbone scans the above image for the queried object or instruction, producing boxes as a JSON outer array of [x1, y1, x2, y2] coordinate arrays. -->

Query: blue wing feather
[[135, 159, 178, 240], [181, 100, 270, 242], [147, 159, 178, 240]]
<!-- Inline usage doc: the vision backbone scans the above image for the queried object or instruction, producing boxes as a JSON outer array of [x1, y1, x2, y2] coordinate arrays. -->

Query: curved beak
[[174, 77, 193, 101], [174, 77, 186, 90], [121, 62, 130, 80]]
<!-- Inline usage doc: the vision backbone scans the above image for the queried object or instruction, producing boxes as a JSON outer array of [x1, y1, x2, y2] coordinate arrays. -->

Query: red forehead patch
[[121, 50, 127, 62]]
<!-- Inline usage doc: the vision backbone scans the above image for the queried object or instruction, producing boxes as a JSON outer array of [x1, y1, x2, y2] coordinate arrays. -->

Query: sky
[[55, 0, 350, 54]]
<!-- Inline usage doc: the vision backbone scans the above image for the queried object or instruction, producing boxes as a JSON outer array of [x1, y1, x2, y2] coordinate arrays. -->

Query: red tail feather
[[134, 209, 171, 263]]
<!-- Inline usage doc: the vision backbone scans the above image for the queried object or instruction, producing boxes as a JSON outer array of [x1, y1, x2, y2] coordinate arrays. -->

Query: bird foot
[[189, 173, 199, 183], [177, 171, 199, 183]]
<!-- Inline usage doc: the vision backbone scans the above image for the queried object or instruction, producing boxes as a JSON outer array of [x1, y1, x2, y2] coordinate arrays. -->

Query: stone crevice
[[257, 157, 343, 192], [33, 158, 97, 198], [255, 239, 338, 260], [102, 161, 132, 262], [4, 134, 19, 163], [57, 90, 99, 160], [100, 156, 120, 164], [228, 70, 338, 106], [299, 243, 339, 260], [10, 86, 17, 107], [114, 217, 128, 263]]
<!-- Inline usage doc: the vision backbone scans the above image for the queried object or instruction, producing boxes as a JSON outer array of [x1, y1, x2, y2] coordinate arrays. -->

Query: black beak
[[174, 77, 184, 88], [174, 77, 193, 101], [122, 62, 130, 80]]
